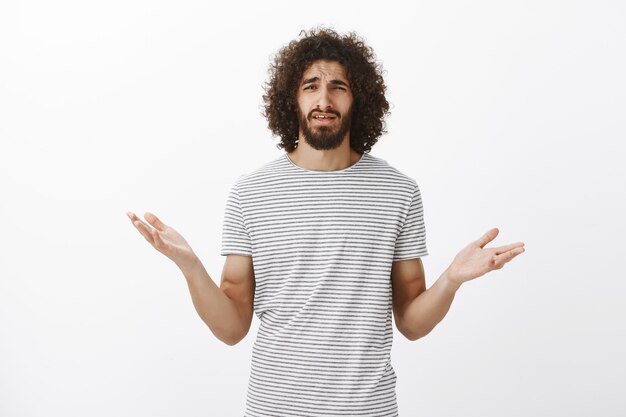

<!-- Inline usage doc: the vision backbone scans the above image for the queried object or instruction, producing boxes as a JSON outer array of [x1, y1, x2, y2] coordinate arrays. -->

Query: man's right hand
[[127, 211, 199, 271]]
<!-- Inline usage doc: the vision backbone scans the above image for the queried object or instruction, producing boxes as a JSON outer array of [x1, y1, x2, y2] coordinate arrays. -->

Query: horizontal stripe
[[221, 152, 428, 416]]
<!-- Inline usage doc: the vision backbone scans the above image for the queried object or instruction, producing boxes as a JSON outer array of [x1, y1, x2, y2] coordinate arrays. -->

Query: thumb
[[476, 227, 499, 248], [144, 212, 167, 231]]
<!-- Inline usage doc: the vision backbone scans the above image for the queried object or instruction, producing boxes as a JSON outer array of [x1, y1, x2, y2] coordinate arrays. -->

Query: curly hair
[[263, 27, 390, 154]]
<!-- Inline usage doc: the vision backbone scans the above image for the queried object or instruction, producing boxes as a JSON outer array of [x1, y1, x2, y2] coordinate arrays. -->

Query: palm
[[127, 211, 198, 270], [447, 228, 525, 285], [156, 226, 192, 256]]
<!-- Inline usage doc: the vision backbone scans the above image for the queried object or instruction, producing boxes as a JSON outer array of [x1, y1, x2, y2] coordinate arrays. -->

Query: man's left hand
[[446, 227, 525, 286]]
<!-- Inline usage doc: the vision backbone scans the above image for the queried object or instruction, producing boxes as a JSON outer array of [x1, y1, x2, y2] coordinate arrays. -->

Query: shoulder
[[361, 152, 420, 191], [233, 154, 285, 184]]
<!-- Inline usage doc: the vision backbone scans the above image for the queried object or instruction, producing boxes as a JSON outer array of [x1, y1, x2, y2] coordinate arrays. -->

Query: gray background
[[1, 0, 624, 415]]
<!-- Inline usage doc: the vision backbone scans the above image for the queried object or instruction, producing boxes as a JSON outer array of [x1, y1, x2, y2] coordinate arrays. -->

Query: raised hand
[[127, 211, 199, 271], [446, 227, 525, 286]]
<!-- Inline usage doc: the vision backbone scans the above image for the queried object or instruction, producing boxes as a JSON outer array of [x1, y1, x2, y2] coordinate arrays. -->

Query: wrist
[[442, 268, 463, 292], [178, 256, 203, 277]]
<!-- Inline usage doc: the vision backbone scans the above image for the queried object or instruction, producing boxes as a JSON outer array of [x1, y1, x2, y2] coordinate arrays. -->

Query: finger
[[493, 242, 525, 256], [477, 227, 499, 248], [494, 246, 525, 268], [144, 212, 167, 231], [129, 214, 155, 245], [136, 221, 156, 245], [152, 227, 164, 248], [128, 212, 153, 232]]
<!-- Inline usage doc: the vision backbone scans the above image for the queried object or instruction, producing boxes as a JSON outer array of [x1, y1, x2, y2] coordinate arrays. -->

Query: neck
[[288, 137, 362, 171]]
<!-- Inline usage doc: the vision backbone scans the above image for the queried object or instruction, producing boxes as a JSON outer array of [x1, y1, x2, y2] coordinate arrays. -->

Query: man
[[127, 27, 525, 417]]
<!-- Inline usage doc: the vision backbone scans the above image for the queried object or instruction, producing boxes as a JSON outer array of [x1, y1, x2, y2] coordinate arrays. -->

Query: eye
[[304, 85, 317, 90]]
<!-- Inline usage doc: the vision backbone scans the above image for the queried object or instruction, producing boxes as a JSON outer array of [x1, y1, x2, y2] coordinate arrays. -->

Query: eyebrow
[[302, 77, 350, 88]]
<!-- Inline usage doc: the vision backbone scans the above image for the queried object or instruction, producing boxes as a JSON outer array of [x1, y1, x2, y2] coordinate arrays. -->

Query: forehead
[[301, 60, 348, 82]]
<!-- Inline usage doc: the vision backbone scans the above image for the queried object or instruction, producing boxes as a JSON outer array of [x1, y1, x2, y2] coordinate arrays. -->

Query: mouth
[[310, 113, 339, 125]]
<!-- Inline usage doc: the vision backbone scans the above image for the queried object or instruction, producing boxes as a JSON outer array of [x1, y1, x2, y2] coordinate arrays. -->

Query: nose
[[316, 85, 332, 110]]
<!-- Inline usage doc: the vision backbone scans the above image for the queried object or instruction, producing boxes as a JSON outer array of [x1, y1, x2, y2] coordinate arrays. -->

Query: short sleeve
[[393, 183, 429, 260], [220, 180, 252, 257]]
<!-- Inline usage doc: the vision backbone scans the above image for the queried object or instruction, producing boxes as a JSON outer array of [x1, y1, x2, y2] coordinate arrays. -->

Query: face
[[296, 60, 354, 151]]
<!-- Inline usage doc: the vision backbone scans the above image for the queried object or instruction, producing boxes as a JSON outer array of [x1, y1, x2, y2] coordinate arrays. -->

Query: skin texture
[[263, 27, 389, 155], [127, 211, 254, 345], [297, 60, 353, 152], [391, 228, 525, 341], [288, 60, 362, 171]]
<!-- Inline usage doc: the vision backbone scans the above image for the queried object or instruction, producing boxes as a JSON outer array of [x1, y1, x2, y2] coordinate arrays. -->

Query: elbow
[[402, 326, 432, 342], [202, 319, 246, 346], [220, 334, 240, 346], [221, 329, 248, 346], [222, 337, 239, 346], [398, 324, 418, 341], [404, 332, 421, 342]]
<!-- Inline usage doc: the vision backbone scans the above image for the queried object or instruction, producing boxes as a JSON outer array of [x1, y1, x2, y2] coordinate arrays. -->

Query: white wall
[[1, 0, 624, 416]]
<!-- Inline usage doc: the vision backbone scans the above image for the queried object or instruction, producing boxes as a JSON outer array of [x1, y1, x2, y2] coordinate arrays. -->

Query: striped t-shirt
[[220, 151, 428, 417]]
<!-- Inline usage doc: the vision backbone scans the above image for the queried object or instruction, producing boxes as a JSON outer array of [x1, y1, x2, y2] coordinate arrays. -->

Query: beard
[[297, 107, 353, 151]]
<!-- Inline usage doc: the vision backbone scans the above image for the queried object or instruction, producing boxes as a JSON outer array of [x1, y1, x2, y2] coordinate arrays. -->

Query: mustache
[[308, 109, 341, 119]]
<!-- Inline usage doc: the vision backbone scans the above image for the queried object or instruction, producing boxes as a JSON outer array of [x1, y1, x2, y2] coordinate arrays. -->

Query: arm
[[180, 254, 255, 346], [127, 211, 255, 346], [392, 228, 526, 341], [391, 258, 460, 341]]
